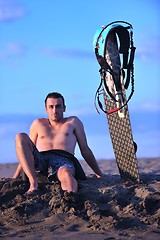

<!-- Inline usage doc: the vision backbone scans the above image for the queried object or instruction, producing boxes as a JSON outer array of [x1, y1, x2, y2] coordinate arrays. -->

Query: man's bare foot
[[63, 191, 78, 202], [27, 180, 38, 193], [25, 182, 39, 195], [25, 189, 41, 196]]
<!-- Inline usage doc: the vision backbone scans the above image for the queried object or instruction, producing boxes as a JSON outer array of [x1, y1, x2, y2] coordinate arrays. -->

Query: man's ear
[[64, 105, 66, 112]]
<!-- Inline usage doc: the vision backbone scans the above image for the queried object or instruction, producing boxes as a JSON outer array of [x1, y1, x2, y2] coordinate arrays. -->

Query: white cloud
[[136, 35, 160, 62], [130, 102, 160, 112], [0, 42, 27, 59], [0, 122, 29, 138], [41, 47, 93, 59], [141, 102, 160, 111], [0, 0, 26, 22]]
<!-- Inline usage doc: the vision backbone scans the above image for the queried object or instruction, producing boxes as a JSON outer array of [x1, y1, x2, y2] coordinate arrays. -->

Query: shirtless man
[[13, 92, 103, 196]]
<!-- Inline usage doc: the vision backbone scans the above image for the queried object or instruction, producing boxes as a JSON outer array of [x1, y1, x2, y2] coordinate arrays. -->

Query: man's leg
[[57, 166, 78, 193], [15, 133, 38, 193]]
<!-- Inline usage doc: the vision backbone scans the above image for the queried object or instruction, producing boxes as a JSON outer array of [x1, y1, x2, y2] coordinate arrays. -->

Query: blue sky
[[0, 0, 160, 163]]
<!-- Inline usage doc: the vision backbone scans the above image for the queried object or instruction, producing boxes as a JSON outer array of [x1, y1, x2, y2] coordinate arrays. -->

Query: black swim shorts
[[33, 147, 75, 180]]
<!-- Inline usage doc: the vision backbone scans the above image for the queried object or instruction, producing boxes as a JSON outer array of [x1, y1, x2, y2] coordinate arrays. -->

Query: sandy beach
[[0, 158, 160, 239]]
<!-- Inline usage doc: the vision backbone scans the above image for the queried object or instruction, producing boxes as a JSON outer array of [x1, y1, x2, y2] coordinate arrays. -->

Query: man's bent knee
[[16, 132, 28, 141], [15, 133, 32, 148], [57, 166, 73, 180]]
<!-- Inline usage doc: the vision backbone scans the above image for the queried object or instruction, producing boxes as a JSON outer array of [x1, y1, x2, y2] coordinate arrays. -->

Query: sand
[[0, 158, 160, 240]]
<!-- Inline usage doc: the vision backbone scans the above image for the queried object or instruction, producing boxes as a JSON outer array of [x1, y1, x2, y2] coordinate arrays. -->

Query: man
[[13, 92, 103, 198]]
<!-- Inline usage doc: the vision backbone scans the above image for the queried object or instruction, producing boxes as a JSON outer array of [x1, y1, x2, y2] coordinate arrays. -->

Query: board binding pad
[[93, 21, 140, 183]]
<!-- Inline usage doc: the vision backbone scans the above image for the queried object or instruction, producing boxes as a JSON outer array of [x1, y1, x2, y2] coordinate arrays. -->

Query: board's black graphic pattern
[[104, 35, 140, 183], [104, 91, 140, 182]]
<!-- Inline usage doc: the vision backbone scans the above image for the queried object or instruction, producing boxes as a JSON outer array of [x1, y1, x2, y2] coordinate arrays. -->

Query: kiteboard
[[93, 21, 140, 183]]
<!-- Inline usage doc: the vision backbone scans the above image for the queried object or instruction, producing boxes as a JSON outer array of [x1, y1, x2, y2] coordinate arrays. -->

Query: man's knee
[[16, 132, 28, 142], [57, 166, 73, 180], [15, 133, 31, 147]]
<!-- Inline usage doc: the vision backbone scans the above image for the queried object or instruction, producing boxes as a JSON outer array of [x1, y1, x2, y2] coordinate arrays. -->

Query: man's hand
[[96, 172, 104, 178]]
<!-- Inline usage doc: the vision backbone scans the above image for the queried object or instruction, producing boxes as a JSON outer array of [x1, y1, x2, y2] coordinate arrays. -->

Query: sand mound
[[0, 171, 160, 239]]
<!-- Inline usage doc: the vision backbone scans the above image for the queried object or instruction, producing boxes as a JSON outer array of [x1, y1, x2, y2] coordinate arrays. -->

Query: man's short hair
[[45, 92, 65, 107]]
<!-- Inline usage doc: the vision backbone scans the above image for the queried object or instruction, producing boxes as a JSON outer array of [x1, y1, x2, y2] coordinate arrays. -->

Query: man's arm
[[74, 117, 103, 177], [81, 146, 103, 178]]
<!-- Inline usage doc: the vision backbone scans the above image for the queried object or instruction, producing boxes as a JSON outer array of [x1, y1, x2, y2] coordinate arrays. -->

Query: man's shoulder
[[31, 118, 48, 126], [66, 116, 83, 127], [67, 116, 80, 122]]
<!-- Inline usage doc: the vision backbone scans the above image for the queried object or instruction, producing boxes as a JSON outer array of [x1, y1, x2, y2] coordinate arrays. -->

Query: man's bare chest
[[38, 123, 74, 141]]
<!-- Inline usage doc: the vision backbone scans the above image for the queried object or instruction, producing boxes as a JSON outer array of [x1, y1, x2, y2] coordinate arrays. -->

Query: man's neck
[[48, 118, 65, 127]]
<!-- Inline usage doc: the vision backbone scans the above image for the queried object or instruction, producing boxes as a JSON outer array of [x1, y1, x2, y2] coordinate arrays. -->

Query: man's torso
[[32, 117, 77, 155]]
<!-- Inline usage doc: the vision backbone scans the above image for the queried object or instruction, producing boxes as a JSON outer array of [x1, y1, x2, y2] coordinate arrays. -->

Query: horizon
[[0, 108, 160, 164]]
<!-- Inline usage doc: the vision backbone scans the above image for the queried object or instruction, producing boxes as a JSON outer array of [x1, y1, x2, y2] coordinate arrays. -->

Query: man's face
[[45, 97, 66, 122]]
